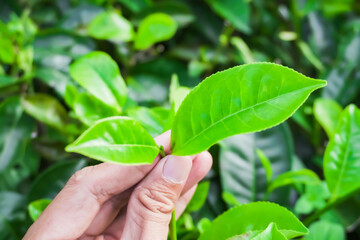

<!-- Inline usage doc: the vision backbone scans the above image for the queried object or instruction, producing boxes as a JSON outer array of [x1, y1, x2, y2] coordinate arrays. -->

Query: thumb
[[121, 155, 192, 239]]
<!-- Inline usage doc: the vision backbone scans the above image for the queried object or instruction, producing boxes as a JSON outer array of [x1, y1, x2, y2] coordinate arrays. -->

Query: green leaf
[[88, 10, 134, 41], [206, 0, 250, 34], [35, 68, 71, 97], [133, 1, 195, 28], [186, 181, 210, 212], [21, 94, 69, 130], [28, 199, 52, 221], [294, 182, 330, 215], [268, 169, 321, 192], [256, 149, 273, 184], [297, 41, 325, 72], [324, 104, 360, 199], [171, 63, 326, 156], [305, 220, 345, 240], [0, 76, 18, 88], [250, 223, 287, 240], [0, 37, 15, 64], [126, 106, 171, 137], [199, 202, 308, 240], [134, 13, 177, 50], [28, 160, 87, 202], [69, 51, 127, 112], [0, 97, 35, 172], [313, 98, 342, 138], [66, 117, 160, 165], [169, 74, 191, 113], [64, 84, 78, 109], [219, 124, 293, 204], [231, 37, 255, 64], [73, 92, 118, 126], [222, 192, 242, 207]]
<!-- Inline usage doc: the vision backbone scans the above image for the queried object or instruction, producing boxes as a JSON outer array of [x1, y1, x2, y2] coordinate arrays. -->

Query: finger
[[175, 185, 197, 218], [101, 151, 212, 238], [183, 151, 212, 193], [81, 151, 207, 236], [24, 131, 171, 240], [121, 155, 192, 239]]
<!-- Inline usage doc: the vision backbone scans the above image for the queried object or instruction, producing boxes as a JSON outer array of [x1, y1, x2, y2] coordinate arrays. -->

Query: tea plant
[[64, 55, 325, 239]]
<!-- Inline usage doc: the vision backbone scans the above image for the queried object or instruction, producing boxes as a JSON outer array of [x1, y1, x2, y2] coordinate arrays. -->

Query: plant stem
[[159, 145, 166, 158], [158, 145, 176, 239], [169, 210, 177, 240]]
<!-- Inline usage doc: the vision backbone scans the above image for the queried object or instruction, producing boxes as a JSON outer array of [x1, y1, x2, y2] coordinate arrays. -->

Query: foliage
[[1, 0, 360, 239]]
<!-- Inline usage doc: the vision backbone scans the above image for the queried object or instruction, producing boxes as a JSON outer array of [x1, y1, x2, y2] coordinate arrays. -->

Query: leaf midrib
[[174, 84, 323, 152]]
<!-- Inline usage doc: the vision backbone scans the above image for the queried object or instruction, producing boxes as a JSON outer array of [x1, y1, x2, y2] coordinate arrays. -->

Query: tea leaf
[[28, 199, 52, 221], [268, 169, 321, 192], [134, 13, 177, 50], [66, 117, 160, 165], [250, 223, 287, 240], [88, 11, 134, 41], [73, 92, 118, 126], [21, 94, 68, 130], [206, 0, 250, 34], [314, 98, 342, 138], [199, 202, 308, 240], [305, 220, 345, 240], [171, 63, 326, 156], [324, 104, 360, 199], [126, 106, 171, 137], [186, 181, 210, 212], [69, 51, 127, 112]]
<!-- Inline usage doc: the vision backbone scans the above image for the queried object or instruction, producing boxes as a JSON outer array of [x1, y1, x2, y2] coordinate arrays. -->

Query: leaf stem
[[159, 145, 166, 158], [169, 210, 177, 240]]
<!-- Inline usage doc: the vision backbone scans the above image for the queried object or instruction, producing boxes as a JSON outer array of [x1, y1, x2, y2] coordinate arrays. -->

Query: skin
[[24, 131, 213, 240]]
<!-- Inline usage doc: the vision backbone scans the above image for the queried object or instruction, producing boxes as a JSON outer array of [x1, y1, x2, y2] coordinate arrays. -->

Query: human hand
[[23, 131, 213, 240]]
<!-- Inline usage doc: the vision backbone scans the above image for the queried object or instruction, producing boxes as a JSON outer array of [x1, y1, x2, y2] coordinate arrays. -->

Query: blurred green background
[[0, 0, 360, 239]]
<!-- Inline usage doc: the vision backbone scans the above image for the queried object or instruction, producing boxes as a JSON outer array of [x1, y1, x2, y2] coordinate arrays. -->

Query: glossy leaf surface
[[66, 117, 160, 165], [268, 169, 320, 192], [314, 98, 342, 138], [126, 107, 171, 137], [199, 202, 308, 240], [88, 11, 134, 41], [251, 223, 287, 240], [28, 199, 51, 221], [134, 13, 177, 50], [171, 63, 326, 156], [73, 92, 118, 126], [324, 105, 360, 199], [206, 0, 250, 34], [21, 94, 68, 130], [69, 51, 127, 112]]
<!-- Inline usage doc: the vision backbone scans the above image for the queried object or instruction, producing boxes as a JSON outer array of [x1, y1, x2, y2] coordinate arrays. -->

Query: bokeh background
[[0, 0, 360, 239]]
